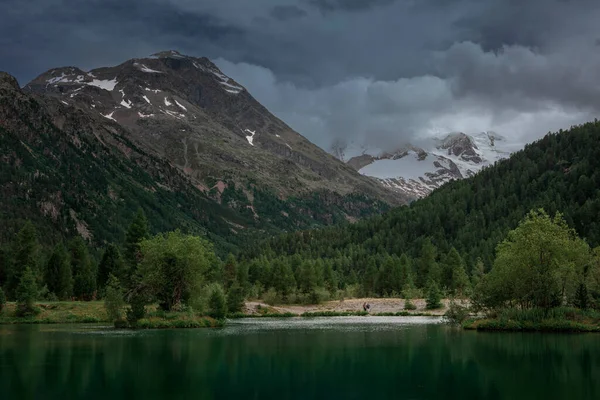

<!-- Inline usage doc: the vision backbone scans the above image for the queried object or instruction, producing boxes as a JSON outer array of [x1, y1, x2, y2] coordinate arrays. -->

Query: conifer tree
[[425, 280, 443, 310], [226, 282, 245, 314], [16, 266, 38, 316], [97, 244, 125, 293], [7, 221, 40, 298], [70, 237, 96, 301], [44, 243, 73, 300], [124, 208, 150, 283], [0, 287, 6, 313], [416, 239, 438, 288]]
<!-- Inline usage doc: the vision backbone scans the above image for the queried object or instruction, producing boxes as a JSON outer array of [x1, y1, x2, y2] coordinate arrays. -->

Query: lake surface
[[0, 317, 598, 399]]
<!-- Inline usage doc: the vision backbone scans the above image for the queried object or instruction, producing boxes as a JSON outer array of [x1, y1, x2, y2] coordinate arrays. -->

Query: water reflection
[[0, 319, 598, 400]]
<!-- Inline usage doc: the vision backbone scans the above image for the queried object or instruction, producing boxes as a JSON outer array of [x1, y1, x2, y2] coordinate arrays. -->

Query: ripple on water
[[219, 316, 443, 335]]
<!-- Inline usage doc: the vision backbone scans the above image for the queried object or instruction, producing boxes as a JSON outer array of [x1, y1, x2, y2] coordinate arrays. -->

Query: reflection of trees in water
[[0, 325, 599, 399]]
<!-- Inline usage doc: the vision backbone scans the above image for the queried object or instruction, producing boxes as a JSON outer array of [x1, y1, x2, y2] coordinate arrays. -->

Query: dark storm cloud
[[270, 5, 307, 21], [1, 0, 599, 151], [304, 0, 397, 13]]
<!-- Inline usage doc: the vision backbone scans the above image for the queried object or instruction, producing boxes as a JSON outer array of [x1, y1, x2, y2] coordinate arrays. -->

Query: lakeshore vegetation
[[2, 121, 600, 330]]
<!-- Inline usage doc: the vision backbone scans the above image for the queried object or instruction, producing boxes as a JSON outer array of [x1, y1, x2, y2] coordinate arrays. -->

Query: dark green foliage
[[97, 244, 125, 293], [16, 267, 38, 316], [69, 237, 96, 301], [573, 283, 590, 310], [104, 274, 125, 323], [270, 259, 296, 299], [226, 283, 245, 314], [0, 287, 5, 312], [124, 209, 150, 279], [137, 231, 215, 311], [44, 243, 72, 300], [404, 299, 417, 310], [207, 284, 227, 319], [426, 281, 442, 310], [242, 121, 600, 294], [223, 254, 237, 291], [126, 291, 147, 326], [6, 221, 40, 299]]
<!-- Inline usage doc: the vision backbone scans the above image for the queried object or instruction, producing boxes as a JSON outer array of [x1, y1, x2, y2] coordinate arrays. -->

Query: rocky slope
[[0, 51, 399, 252], [332, 132, 515, 198], [25, 50, 401, 205]]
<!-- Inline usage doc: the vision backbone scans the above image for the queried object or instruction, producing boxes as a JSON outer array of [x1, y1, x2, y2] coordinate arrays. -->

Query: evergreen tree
[[297, 261, 318, 294], [398, 254, 413, 289], [207, 284, 227, 319], [416, 239, 438, 288], [471, 258, 485, 288], [444, 248, 470, 296], [226, 282, 245, 314], [270, 259, 295, 299], [16, 266, 37, 316], [69, 237, 96, 301], [322, 260, 337, 293], [362, 259, 378, 296], [425, 281, 442, 310], [124, 208, 150, 282], [44, 243, 72, 300], [223, 254, 237, 291], [97, 244, 125, 293], [0, 286, 5, 313], [7, 221, 40, 299]]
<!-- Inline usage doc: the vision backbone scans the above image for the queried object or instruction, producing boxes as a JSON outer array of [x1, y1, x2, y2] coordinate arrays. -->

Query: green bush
[[404, 299, 417, 310], [104, 274, 125, 324], [444, 301, 470, 325]]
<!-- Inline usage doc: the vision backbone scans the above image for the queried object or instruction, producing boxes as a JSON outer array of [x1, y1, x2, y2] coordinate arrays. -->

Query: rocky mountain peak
[[334, 131, 516, 200], [21, 52, 401, 206]]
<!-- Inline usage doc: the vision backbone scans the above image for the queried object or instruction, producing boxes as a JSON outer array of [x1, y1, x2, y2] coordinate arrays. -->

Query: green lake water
[[0, 316, 598, 399]]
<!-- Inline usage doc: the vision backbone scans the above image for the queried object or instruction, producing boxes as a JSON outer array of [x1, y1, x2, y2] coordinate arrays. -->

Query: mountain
[[25, 50, 400, 205], [0, 51, 399, 253], [331, 131, 516, 198], [244, 120, 600, 285]]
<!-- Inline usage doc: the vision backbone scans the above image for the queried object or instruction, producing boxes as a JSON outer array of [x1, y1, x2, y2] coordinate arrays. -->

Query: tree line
[[0, 209, 249, 323]]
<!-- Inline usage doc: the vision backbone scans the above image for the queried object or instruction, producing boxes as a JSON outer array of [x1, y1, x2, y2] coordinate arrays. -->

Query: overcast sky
[[2, 0, 600, 151]]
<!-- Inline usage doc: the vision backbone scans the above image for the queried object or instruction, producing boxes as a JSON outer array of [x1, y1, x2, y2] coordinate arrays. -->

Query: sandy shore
[[244, 298, 456, 316]]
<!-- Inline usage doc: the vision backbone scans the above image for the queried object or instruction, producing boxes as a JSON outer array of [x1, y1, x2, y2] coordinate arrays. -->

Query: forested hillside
[[239, 120, 600, 298]]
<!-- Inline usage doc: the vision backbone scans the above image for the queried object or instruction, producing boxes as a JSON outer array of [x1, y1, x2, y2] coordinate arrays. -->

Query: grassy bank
[[462, 307, 600, 332], [0, 302, 222, 328]]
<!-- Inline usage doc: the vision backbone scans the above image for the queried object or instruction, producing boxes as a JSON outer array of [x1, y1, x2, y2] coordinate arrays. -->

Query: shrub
[[126, 292, 147, 327], [444, 300, 470, 325], [104, 274, 125, 324], [263, 287, 280, 306], [404, 299, 417, 310]]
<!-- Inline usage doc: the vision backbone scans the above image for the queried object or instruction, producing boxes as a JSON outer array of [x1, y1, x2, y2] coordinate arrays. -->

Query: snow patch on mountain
[[87, 78, 118, 91], [334, 131, 516, 199], [244, 129, 256, 146]]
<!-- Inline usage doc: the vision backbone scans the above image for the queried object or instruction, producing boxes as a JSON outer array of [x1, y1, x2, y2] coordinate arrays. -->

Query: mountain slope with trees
[[239, 120, 600, 300]]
